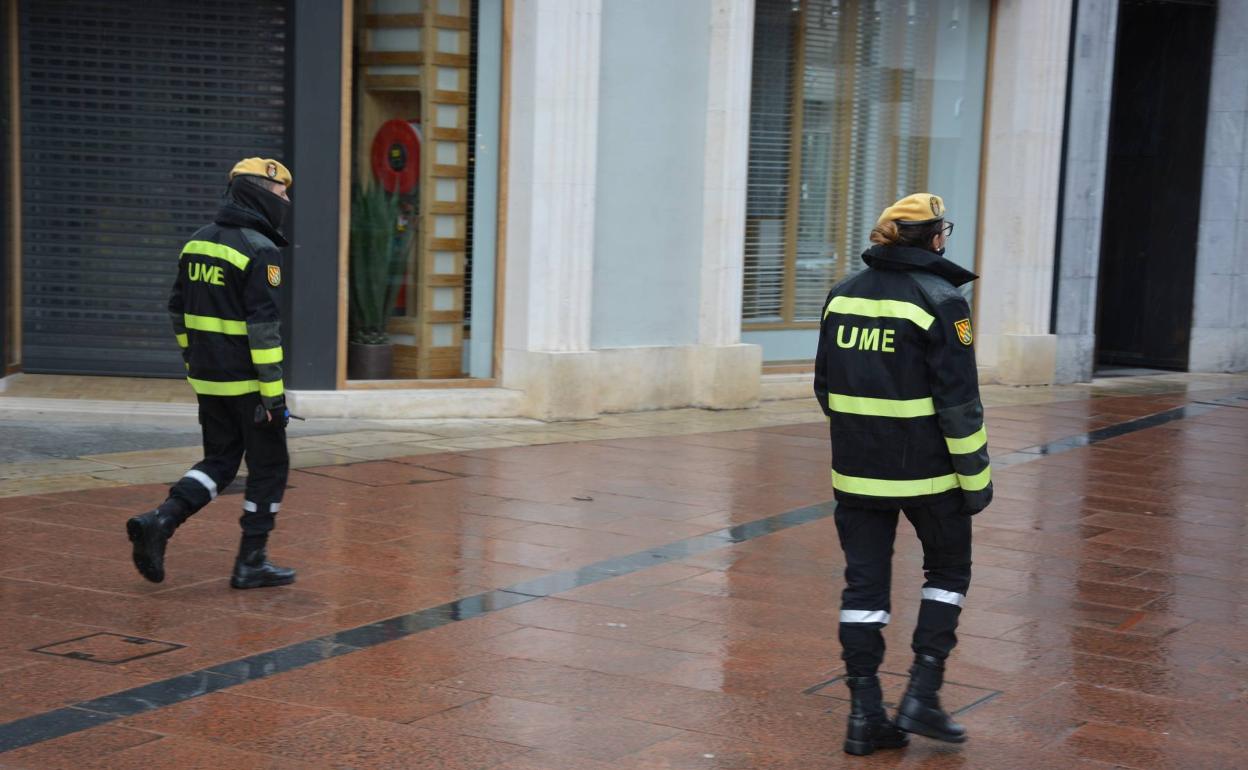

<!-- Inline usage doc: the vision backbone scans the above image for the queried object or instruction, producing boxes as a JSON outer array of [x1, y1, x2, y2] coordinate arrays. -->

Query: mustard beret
[[877, 193, 945, 226], [230, 157, 293, 188]]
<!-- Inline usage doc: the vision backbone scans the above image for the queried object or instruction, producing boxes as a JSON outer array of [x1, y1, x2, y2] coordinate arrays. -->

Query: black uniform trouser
[[165, 393, 289, 538], [835, 494, 972, 677]]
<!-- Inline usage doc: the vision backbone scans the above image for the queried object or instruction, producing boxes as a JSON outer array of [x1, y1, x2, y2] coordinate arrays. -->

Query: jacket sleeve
[[813, 290, 834, 418], [925, 296, 992, 513], [244, 245, 285, 410], [168, 261, 189, 369]]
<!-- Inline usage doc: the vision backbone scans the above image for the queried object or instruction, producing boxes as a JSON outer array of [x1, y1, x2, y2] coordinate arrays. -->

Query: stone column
[[975, 0, 1073, 385], [1053, 0, 1117, 384], [693, 0, 762, 408], [1190, 0, 1248, 372], [501, 0, 602, 419]]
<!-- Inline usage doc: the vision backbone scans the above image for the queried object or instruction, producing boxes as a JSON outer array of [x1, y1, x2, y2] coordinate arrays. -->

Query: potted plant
[[347, 184, 412, 379]]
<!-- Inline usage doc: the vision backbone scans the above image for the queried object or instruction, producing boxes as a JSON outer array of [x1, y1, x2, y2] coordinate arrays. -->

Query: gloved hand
[[254, 401, 290, 430], [962, 485, 992, 515]]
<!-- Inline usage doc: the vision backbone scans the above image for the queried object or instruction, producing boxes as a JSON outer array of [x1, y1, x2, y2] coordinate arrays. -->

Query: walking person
[[814, 193, 992, 755], [127, 158, 297, 590]]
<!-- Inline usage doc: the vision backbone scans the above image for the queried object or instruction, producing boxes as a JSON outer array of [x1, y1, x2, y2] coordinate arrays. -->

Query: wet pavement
[[1, 375, 1247, 768]]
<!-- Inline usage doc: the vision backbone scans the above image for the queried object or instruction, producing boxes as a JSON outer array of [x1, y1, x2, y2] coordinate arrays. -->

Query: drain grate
[[31, 633, 184, 665], [804, 670, 1002, 716]]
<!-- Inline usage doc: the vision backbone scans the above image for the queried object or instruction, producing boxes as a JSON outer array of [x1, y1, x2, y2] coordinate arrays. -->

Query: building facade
[[1, 0, 1245, 419]]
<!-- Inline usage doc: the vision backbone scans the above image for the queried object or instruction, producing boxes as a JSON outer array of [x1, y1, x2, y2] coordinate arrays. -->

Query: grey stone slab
[[1193, 272, 1235, 328], [1196, 221, 1237, 276], [1200, 165, 1243, 223], [1208, 53, 1248, 114], [1203, 110, 1246, 167], [1056, 334, 1096, 384]]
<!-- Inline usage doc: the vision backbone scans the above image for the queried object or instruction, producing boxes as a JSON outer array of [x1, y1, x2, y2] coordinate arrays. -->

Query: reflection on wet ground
[[1, 379, 1247, 768]]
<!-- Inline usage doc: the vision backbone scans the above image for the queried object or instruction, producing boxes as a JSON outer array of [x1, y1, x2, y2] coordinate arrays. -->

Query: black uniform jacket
[[814, 244, 992, 512], [168, 191, 286, 410]]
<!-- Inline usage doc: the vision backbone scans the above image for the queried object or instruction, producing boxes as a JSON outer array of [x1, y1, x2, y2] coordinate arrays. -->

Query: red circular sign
[[371, 119, 422, 194]]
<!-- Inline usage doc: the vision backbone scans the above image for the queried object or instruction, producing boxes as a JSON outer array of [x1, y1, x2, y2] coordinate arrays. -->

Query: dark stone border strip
[[992, 403, 1217, 468], [0, 398, 1230, 754]]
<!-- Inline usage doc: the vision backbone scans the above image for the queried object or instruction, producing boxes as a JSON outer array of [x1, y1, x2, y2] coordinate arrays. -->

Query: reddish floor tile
[[0, 725, 159, 770], [412, 695, 682, 761], [249, 713, 528, 769], [121, 692, 329, 745]]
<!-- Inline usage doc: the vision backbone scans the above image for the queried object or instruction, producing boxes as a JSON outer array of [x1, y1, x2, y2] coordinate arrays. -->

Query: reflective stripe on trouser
[[241, 499, 282, 539], [165, 394, 289, 534]]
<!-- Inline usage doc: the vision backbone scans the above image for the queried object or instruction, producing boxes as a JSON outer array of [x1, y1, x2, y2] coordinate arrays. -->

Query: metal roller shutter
[[20, 0, 288, 376]]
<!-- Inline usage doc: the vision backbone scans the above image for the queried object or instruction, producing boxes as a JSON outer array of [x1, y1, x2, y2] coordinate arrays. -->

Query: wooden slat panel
[[425, 310, 464, 324], [364, 75, 422, 91], [429, 201, 467, 215], [429, 127, 468, 141], [433, 164, 468, 178], [432, 52, 470, 68], [430, 238, 466, 251], [365, 13, 422, 28], [427, 275, 464, 287], [432, 14, 471, 30], [362, 51, 422, 66], [432, 90, 470, 105]]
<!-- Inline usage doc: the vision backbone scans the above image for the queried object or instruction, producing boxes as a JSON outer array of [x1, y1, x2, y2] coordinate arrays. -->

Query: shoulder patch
[[267, 265, 281, 287], [954, 318, 973, 346]]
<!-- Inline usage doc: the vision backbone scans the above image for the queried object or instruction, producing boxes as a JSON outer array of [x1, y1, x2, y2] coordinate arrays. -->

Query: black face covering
[[229, 176, 291, 235]]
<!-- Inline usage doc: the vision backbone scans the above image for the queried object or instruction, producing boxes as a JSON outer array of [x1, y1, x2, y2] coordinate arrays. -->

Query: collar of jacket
[[861, 244, 979, 287], [214, 200, 289, 247]]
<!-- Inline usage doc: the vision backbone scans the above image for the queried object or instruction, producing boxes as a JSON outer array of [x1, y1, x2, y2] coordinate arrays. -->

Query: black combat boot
[[230, 547, 296, 589], [895, 654, 967, 743], [126, 508, 179, 583], [843, 675, 909, 756]]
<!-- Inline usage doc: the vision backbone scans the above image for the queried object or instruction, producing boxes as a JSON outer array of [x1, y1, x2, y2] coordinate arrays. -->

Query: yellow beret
[[230, 157, 293, 188], [877, 193, 945, 226]]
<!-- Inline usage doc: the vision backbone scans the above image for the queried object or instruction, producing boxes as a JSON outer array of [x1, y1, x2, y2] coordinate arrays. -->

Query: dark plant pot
[[347, 342, 393, 380]]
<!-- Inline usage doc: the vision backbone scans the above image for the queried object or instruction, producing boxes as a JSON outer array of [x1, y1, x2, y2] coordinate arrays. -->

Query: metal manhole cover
[[31, 633, 185, 665]]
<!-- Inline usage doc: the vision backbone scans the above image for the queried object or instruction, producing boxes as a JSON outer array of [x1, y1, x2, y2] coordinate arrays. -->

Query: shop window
[[347, 0, 499, 381], [742, 0, 990, 362]]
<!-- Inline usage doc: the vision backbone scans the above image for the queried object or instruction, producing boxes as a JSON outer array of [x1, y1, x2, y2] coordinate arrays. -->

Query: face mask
[[230, 177, 291, 234]]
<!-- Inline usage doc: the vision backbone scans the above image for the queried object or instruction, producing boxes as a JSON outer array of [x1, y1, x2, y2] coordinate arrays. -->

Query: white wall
[[975, 0, 1073, 384], [591, 0, 711, 349]]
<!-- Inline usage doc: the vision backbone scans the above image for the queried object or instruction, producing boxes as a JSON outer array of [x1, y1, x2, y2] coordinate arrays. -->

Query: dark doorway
[[1095, 0, 1217, 370]]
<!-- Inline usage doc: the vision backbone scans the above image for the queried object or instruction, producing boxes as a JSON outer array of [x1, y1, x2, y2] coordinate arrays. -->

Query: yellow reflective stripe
[[250, 347, 283, 365], [258, 379, 284, 398], [828, 393, 936, 418], [833, 471, 960, 498], [945, 425, 988, 455], [958, 466, 992, 491], [186, 378, 259, 396], [825, 296, 935, 330], [184, 314, 248, 335], [182, 240, 250, 271], [175, 333, 188, 348]]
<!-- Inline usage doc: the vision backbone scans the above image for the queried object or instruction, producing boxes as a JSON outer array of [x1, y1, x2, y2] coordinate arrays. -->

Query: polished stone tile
[[412, 695, 682, 761], [0, 724, 159, 770], [249, 713, 528, 769]]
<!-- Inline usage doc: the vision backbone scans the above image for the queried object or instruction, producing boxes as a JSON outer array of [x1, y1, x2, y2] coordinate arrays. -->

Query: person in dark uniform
[[814, 193, 992, 755], [127, 158, 297, 590]]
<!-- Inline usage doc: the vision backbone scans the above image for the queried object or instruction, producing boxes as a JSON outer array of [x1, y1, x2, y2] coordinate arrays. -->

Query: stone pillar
[[501, 0, 602, 419], [1190, 0, 1248, 372], [1053, 0, 1117, 383], [975, 0, 1073, 385], [694, 0, 761, 409]]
